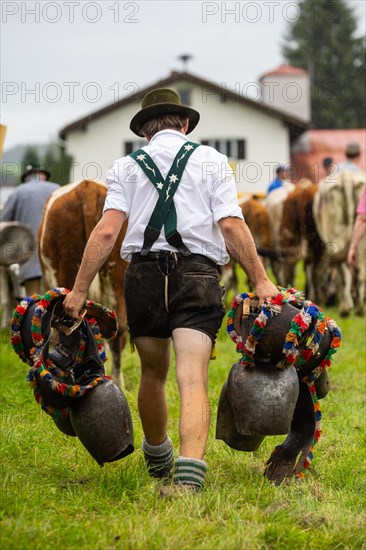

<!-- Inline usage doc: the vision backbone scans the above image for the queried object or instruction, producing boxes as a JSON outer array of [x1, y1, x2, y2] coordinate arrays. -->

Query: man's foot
[[173, 456, 207, 488], [142, 436, 174, 480]]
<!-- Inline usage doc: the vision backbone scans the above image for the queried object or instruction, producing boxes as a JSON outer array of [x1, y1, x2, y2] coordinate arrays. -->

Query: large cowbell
[[70, 379, 134, 466], [216, 362, 299, 450], [216, 297, 332, 451], [13, 291, 134, 465]]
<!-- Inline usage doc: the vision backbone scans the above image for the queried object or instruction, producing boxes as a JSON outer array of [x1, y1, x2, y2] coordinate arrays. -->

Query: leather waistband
[[130, 251, 218, 269]]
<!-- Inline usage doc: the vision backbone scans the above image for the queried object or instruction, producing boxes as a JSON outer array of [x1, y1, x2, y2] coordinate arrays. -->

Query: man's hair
[[141, 113, 188, 138], [323, 157, 333, 169], [345, 142, 360, 159]]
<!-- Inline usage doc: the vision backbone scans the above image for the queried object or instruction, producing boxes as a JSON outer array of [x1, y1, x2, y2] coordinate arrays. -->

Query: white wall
[[63, 79, 290, 193], [261, 75, 310, 123]]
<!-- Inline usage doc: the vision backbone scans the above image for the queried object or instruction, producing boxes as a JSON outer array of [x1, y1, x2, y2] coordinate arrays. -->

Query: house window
[[124, 140, 147, 155], [178, 89, 191, 106], [125, 142, 133, 155], [237, 140, 245, 160], [226, 140, 232, 157], [200, 139, 246, 160]]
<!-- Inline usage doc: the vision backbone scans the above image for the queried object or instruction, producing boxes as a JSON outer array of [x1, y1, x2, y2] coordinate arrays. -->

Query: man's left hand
[[254, 280, 278, 307]]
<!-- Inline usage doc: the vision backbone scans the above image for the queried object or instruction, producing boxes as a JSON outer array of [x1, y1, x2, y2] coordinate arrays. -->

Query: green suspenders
[[129, 141, 200, 255]]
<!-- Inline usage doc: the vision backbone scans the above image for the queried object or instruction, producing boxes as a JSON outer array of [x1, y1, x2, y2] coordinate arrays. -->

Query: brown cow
[[38, 179, 128, 386], [221, 196, 272, 300], [279, 183, 325, 303]]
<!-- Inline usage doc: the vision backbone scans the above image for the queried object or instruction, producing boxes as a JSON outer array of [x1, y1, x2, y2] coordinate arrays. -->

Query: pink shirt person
[[348, 185, 366, 269], [356, 185, 366, 216]]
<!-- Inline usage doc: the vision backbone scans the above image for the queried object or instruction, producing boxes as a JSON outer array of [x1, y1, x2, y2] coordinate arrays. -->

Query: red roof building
[[259, 64, 309, 80], [291, 129, 366, 182]]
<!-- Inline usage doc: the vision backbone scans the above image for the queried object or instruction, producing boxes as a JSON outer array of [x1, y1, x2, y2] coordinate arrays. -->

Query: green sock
[[142, 436, 174, 479], [173, 456, 207, 490]]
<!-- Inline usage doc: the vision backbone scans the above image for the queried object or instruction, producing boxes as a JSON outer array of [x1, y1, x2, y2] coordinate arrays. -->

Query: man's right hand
[[63, 290, 87, 320]]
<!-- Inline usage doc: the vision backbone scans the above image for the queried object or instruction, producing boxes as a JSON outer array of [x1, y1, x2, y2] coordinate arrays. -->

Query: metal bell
[[0, 221, 35, 266], [52, 416, 77, 437], [226, 361, 299, 436], [216, 381, 265, 451], [70, 379, 134, 465]]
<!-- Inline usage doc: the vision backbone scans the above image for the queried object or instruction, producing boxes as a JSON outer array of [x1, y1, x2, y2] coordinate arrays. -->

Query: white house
[[59, 68, 309, 193]]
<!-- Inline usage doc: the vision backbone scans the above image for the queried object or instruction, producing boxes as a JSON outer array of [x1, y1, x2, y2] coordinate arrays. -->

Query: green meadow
[[1, 276, 365, 549]]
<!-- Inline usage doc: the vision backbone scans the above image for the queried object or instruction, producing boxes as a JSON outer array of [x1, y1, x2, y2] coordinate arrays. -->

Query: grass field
[[1, 276, 365, 549]]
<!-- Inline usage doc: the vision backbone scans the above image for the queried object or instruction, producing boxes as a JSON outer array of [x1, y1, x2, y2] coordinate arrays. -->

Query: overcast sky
[[1, 0, 365, 151]]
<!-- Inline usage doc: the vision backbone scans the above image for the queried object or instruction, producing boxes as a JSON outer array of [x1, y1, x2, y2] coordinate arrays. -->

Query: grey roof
[[59, 70, 310, 140]]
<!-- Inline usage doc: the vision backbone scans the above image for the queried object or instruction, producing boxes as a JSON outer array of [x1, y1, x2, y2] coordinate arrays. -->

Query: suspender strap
[[129, 141, 200, 255]]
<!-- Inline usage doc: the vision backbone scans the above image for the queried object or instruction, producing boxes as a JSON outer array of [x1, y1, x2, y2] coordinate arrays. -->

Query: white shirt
[[104, 129, 243, 264]]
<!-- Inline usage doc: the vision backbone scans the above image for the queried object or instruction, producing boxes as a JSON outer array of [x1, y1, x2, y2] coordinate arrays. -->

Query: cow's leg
[[264, 381, 315, 485], [305, 259, 315, 302], [221, 260, 238, 307], [270, 257, 283, 287], [0, 266, 13, 328], [353, 269, 365, 317], [338, 262, 354, 317], [109, 328, 126, 388], [282, 259, 296, 289], [309, 253, 327, 305]]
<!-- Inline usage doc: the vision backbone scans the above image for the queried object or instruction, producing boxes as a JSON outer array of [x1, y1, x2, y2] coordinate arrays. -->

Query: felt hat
[[130, 88, 200, 137], [21, 164, 50, 183]]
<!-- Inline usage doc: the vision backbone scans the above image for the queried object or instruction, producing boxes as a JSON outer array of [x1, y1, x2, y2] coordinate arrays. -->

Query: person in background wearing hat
[[266, 165, 289, 194], [63, 88, 277, 494], [338, 142, 363, 173], [0, 165, 59, 296]]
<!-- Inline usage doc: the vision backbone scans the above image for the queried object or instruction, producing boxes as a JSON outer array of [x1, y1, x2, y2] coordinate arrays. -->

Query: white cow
[[313, 169, 366, 316], [263, 182, 295, 285]]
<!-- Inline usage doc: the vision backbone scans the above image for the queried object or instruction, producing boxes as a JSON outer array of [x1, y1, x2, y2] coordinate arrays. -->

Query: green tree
[[58, 146, 74, 186], [283, 0, 366, 128], [43, 144, 73, 185], [22, 146, 40, 169], [43, 145, 59, 182]]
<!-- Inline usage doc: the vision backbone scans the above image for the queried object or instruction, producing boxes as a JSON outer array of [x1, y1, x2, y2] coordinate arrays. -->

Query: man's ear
[[182, 118, 189, 133]]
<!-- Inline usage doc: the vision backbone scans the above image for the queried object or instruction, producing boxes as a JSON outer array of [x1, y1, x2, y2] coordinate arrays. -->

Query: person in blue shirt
[[267, 165, 288, 194], [0, 165, 59, 295]]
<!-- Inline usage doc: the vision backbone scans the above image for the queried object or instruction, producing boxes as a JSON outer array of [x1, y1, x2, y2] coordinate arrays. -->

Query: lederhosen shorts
[[125, 252, 226, 342]]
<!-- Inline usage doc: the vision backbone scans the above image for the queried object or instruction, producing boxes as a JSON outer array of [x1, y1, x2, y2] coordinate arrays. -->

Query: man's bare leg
[[134, 336, 171, 445], [172, 327, 212, 459]]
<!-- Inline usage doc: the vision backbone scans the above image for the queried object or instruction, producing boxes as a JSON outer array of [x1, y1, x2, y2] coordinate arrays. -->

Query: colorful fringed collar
[[10, 287, 117, 419], [226, 287, 342, 374], [227, 288, 342, 481]]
